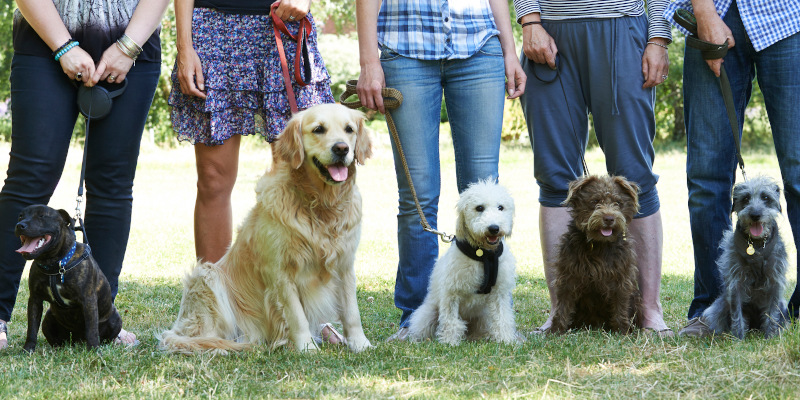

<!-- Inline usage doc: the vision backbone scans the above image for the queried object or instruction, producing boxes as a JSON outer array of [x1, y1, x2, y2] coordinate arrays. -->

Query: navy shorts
[[519, 15, 660, 218]]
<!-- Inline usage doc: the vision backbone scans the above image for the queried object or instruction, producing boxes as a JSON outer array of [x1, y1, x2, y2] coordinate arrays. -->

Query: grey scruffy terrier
[[703, 176, 789, 339]]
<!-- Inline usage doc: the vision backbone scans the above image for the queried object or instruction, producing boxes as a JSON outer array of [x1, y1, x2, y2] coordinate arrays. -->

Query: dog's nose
[[750, 213, 761, 221], [332, 142, 349, 157], [488, 225, 500, 235], [603, 215, 615, 225], [15, 222, 26, 231]]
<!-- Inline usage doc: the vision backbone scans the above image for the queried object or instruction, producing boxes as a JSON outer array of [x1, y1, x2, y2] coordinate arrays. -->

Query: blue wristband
[[54, 41, 79, 61]]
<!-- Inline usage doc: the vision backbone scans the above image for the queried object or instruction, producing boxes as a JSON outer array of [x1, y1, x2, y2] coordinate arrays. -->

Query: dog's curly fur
[[550, 175, 642, 334], [702, 176, 789, 339], [407, 180, 518, 345], [159, 104, 373, 354]]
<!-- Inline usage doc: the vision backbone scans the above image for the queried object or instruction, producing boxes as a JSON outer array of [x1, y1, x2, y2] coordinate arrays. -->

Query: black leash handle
[[675, 9, 747, 181], [340, 80, 454, 243]]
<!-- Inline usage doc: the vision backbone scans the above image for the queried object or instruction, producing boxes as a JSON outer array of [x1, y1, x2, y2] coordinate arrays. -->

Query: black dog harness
[[455, 238, 503, 294], [34, 243, 91, 308]]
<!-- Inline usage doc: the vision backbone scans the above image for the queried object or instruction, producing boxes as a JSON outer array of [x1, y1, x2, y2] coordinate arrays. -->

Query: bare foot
[[641, 304, 673, 337], [113, 328, 140, 346]]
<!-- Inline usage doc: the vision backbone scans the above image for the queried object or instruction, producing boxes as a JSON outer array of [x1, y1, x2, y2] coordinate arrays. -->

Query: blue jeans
[[380, 36, 505, 327], [684, 2, 800, 319], [0, 54, 160, 321]]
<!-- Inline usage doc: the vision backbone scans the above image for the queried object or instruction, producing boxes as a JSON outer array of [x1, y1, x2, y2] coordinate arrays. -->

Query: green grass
[[0, 132, 798, 399]]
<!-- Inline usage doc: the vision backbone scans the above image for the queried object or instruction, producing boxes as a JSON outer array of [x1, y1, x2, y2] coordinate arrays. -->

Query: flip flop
[[113, 328, 141, 347], [0, 320, 8, 350], [644, 327, 675, 338], [317, 323, 346, 345]]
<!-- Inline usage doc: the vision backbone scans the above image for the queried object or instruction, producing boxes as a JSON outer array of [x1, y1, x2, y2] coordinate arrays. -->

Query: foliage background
[[0, 1, 773, 148]]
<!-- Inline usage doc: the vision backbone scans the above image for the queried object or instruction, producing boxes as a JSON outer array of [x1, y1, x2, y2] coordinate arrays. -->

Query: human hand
[[356, 61, 386, 114], [522, 24, 558, 69], [272, 0, 311, 22], [58, 46, 96, 86], [92, 43, 135, 86], [176, 47, 207, 99], [504, 55, 526, 99], [641, 40, 669, 88], [695, 11, 734, 77]]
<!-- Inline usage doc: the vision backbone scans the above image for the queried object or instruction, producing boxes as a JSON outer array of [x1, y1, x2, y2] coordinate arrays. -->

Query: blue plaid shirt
[[377, 0, 500, 60], [663, 0, 800, 51]]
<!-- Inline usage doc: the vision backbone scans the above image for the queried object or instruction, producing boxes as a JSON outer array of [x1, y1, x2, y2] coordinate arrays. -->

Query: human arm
[[174, 0, 206, 98], [691, 0, 735, 76], [489, 0, 526, 98], [16, 0, 96, 84], [272, 0, 312, 22], [355, 0, 385, 113], [92, 0, 170, 85], [641, 0, 671, 88], [519, 14, 558, 69]]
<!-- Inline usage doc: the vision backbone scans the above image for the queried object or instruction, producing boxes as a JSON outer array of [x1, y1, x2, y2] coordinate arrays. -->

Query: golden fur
[[159, 104, 373, 353]]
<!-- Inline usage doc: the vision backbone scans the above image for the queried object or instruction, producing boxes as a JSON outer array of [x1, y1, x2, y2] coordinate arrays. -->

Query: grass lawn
[[0, 128, 798, 399]]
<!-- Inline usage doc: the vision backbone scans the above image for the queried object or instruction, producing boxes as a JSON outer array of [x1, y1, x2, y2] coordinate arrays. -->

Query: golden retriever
[[158, 103, 373, 353]]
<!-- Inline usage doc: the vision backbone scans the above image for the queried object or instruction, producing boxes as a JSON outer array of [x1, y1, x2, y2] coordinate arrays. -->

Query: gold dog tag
[[476, 249, 484, 257], [746, 244, 755, 255]]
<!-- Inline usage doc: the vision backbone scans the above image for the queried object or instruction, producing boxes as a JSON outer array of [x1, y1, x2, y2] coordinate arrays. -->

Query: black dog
[[15, 205, 121, 352]]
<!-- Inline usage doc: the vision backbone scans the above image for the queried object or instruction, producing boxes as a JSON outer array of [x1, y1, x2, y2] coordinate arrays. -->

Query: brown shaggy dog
[[158, 104, 373, 354], [549, 175, 642, 334]]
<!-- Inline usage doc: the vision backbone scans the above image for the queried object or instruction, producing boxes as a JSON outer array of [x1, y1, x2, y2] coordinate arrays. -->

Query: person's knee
[[196, 161, 237, 201]]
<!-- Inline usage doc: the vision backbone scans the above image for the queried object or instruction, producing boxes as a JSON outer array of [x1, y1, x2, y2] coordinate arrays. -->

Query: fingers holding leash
[[272, 0, 310, 22], [357, 62, 386, 114]]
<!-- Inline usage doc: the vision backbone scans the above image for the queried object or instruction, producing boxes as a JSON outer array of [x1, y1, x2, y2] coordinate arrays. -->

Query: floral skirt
[[169, 8, 334, 145]]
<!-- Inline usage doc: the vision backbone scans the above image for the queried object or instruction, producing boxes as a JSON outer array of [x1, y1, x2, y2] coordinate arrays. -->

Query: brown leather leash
[[271, 2, 312, 113], [340, 80, 454, 243]]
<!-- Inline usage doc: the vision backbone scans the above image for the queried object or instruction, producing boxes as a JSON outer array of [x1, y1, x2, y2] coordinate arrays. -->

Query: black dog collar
[[455, 238, 503, 294]]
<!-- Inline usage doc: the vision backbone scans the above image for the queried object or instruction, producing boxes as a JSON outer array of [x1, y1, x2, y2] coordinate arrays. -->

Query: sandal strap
[[0, 320, 7, 334]]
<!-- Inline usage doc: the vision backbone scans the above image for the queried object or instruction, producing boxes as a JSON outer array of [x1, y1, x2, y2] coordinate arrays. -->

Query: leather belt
[[271, 2, 312, 114]]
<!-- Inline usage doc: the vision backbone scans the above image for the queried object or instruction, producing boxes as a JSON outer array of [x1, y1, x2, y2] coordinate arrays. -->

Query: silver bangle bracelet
[[647, 41, 669, 50]]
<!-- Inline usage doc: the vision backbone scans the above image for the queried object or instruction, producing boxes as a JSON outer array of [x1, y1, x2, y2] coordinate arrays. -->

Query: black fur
[[15, 205, 121, 352]]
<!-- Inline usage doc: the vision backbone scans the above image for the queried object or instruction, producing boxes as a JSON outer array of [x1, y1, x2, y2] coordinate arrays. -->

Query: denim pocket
[[379, 45, 403, 62], [477, 36, 503, 57]]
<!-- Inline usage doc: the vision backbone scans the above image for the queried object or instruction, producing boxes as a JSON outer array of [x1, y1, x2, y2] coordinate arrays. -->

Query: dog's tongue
[[750, 222, 764, 237], [16, 235, 43, 254], [328, 165, 348, 182], [601, 228, 613, 237]]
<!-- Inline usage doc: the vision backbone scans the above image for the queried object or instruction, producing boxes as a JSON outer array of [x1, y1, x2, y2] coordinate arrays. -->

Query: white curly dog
[[408, 179, 519, 345]]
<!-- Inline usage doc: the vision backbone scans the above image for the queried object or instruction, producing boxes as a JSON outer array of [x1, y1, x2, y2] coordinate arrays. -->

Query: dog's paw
[[346, 335, 373, 353], [22, 342, 36, 354], [294, 337, 319, 352]]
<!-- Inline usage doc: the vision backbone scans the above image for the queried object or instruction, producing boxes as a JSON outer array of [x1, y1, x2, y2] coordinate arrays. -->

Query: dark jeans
[[0, 54, 159, 321], [684, 3, 800, 319]]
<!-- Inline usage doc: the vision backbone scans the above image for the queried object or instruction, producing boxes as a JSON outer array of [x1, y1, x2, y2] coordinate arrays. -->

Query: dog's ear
[[613, 176, 640, 213], [352, 109, 373, 165], [57, 209, 75, 229], [774, 183, 783, 213], [274, 111, 305, 169], [563, 175, 597, 207]]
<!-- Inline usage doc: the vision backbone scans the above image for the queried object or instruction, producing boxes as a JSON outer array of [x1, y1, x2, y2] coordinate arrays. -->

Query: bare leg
[[629, 210, 670, 332], [194, 135, 241, 263], [537, 206, 571, 331]]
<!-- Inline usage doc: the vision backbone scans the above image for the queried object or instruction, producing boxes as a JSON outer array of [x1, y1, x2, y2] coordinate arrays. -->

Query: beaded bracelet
[[54, 41, 79, 61], [647, 41, 669, 50], [521, 21, 542, 27], [52, 39, 76, 58]]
